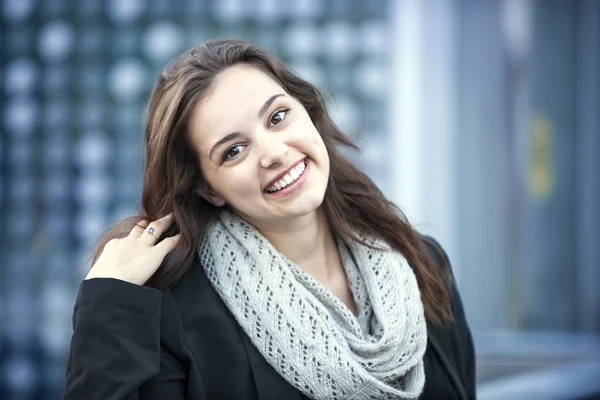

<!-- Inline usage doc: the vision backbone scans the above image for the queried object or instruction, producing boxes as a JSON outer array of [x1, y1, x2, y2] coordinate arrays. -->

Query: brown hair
[[88, 38, 453, 325]]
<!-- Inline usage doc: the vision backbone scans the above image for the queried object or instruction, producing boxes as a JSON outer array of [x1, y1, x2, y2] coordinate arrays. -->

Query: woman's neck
[[257, 209, 340, 282]]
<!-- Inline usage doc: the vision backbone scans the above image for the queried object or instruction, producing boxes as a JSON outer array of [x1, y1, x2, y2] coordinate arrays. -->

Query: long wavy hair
[[88, 38, 452, 325]]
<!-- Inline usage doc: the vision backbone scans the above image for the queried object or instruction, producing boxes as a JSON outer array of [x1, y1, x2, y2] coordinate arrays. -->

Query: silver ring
[[145, 226, 159, 240]]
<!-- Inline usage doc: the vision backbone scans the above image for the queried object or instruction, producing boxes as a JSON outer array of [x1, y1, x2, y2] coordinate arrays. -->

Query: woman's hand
[[85, 213, 181, 286]]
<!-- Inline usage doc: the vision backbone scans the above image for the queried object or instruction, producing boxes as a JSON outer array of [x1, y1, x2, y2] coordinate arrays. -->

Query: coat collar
[[239, 332, 306, 400]]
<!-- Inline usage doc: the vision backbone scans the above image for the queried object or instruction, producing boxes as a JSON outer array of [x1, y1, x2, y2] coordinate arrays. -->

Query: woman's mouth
[[264, 159, 308, 195]]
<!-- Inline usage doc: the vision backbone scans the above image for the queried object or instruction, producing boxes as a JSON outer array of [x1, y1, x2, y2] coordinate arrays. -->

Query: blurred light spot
[[40, 283, 73, 353], [354, 61, 387, 97], [214, 0, 245, 22], [107, 0, 145, 24], [108, 59, 147, 102], [289, 60, 325, 89], [257, 0, 283, 21], [360, 21, 387, 55], [530, 114, 554, 200], [3, 0, 34, 22], [113, 204, 139, 221], [5, 58, 38, 95], [3, 356, 36, 392], [38, 21, 74, 61], [75, 174, 111, 205], [283, 23, 320, 56], [256, 28, 279, 54], [324, 21, 354, 59], [143, 22, 184, 61], [362, 136, 384, 165], [293, 0, 322, 18], [75, 210, 108, 242], [5, 98, 37, 137], [502, 0, 532, 61], [328, 95, 359, 134], [76, 131, 110, 169]]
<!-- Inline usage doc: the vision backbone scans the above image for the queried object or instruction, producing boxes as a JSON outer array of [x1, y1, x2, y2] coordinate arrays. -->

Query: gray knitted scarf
[[199, 211, 427, 399]]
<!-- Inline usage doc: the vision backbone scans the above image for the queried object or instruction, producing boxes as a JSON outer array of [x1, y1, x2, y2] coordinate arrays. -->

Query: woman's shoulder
[[419, 234, 477, 398], [418, 234, 467, 326], [420, 235, 453, 278], [162, 257, 235, 328]]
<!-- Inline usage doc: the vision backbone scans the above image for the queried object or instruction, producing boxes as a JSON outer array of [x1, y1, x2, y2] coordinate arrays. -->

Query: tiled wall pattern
[[0, 0, 391, 397]]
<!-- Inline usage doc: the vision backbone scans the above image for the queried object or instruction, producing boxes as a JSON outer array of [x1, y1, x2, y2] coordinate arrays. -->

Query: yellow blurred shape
[[530, 114, 554, 201]]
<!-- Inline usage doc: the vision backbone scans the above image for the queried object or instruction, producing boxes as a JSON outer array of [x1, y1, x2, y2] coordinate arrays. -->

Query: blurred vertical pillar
[[455, 0, 512, 330], [524, 0, 580, 331], [577, 0, 600, 333], [388, 0, 460, 277], [389, 0, 425, 225], [500, 0, 535, 330]]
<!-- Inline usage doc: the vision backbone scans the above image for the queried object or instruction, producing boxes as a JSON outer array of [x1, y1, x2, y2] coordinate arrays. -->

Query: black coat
[[63, 237, 476, 399]]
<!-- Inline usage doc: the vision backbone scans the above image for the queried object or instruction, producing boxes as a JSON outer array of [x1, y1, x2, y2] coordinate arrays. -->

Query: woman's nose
[[258, 134, 289, 168]]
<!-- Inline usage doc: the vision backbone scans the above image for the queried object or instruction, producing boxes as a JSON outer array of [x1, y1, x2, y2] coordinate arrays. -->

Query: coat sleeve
[[62, 278, 188, 400]]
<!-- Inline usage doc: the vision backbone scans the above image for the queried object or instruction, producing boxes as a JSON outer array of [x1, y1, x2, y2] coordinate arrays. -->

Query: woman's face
[[189, 64, 330, 229]]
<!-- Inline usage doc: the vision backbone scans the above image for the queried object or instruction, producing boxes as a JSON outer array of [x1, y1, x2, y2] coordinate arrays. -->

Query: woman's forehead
[[189, 65, 285, 149], [209, 65, 282, 105]]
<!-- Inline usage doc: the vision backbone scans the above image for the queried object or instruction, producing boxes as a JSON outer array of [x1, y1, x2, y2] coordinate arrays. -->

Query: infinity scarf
[[198, 211, 427, 399]]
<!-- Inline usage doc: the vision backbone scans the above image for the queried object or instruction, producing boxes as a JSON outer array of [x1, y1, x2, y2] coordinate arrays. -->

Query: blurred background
[[1, 0, 599, 399]]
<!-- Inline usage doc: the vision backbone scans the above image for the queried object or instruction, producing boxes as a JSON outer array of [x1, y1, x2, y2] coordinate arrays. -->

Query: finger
[[139, 224, 161, 244], [153, 213, 175, 230], [153, 233, 181, 257], [139, 214, 174, 244], [128, 220, 149, 238]]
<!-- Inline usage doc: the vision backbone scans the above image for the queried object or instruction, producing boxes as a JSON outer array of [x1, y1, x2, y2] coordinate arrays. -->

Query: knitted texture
[[199, 211, 428, 399]]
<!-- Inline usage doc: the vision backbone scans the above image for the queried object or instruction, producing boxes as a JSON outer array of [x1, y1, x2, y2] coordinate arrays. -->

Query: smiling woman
[[62, 38, 475, 400], [190, 64, 330, 229]]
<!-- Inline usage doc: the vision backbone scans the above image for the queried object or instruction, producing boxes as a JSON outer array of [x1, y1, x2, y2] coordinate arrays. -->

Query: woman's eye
[[223, 145, 245, 162], [269, 109, 289, 127]]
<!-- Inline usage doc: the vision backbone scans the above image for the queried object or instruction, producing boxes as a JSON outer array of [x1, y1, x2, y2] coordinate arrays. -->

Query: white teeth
[[265, 160, 307, 193]]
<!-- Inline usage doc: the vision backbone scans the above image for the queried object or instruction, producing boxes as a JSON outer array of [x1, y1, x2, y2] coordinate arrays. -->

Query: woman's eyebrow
[[258, 93, 285, 118], [209, 132, 241, 160], [209, 93, 286, 160]]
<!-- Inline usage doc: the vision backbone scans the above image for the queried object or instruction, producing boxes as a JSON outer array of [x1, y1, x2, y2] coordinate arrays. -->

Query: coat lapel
[[239, 333, 306, 400]]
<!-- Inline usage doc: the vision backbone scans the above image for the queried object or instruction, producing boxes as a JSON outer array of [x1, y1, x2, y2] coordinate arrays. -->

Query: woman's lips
[[265, 158, 310, 198]]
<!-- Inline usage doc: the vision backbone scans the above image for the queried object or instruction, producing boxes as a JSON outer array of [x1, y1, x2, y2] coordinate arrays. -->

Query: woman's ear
[[196, 184, 226, 207]]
